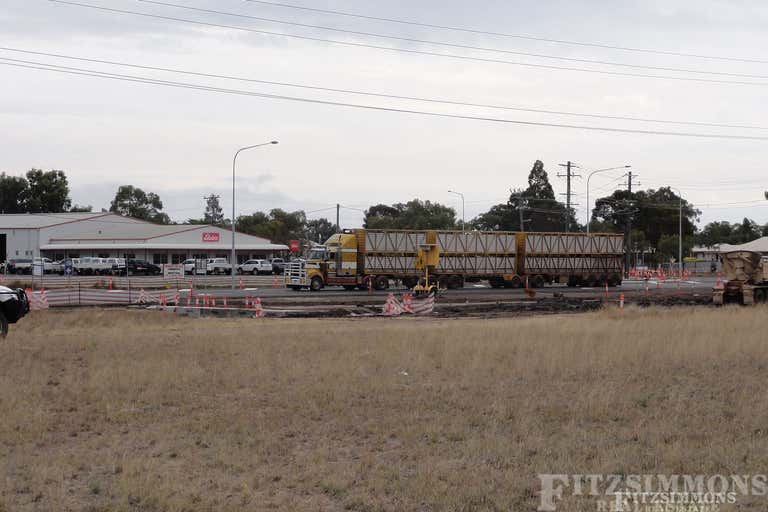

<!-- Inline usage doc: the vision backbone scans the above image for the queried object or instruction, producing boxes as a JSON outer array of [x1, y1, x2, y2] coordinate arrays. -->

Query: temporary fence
[[382, 292, 435, 316], [0, 273, 275, 290]]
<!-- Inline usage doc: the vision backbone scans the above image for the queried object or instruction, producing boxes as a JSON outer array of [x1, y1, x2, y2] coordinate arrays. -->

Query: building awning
[[41, 243, 288, 251]]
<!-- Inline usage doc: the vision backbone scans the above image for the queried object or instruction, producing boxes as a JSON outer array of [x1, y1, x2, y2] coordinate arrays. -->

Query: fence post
[[128, 280, 132, 304], [78, 282, 81, 306]]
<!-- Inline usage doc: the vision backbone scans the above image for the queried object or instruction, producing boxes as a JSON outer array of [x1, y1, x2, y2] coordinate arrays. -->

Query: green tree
[[657, 234, 694, 263], [363, 199, 456, 229], [694, 221, 734, 247], [592, 187, 699, 248], [0, 173, 29, 213], [236, 209, 306, 244], [203, 194, 225, 225], [69, 204, 93, 212], [472, 160, 577, 232], [305, 218, 337, 243], [25, 169, 72, 213], [109, 185, 170, 224]]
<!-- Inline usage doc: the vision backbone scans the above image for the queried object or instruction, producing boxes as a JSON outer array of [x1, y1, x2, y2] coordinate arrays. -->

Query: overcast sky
[[2, 0, 768, 228]]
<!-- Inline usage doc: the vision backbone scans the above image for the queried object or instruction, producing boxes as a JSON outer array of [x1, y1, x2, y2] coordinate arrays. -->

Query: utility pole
[[558, 161, 580, 232], [336, 203, 340, 233], [624, 171, 639, 273]]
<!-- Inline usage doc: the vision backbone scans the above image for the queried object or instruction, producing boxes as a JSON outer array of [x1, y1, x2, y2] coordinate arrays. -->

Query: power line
[[5, 47, 766, 131], [46, 0, 768, 88], [242, 0, 768, 65], [6, 59, 768, 141], [131, 0, 768, 81]]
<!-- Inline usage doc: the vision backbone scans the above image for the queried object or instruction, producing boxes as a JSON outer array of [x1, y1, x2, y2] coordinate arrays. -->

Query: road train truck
[[285, 229, 624, 291], [713, 250, 768, 305]]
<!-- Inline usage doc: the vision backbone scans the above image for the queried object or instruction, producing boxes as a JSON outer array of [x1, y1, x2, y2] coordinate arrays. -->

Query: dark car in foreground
[[0, 286, 29, 337], [114, 259, 162, 276]]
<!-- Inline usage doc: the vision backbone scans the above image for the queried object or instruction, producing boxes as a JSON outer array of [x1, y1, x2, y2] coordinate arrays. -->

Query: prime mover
[[285, 229, 624, 291]]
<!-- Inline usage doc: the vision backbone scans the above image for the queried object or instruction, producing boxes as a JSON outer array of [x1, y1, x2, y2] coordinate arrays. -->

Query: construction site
[[4, 0, 768, 510]]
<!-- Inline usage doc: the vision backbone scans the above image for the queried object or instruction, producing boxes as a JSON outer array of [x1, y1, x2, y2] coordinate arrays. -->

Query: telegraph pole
[[624, 171, 639, 272], [336, 203, 340, 232], [558, 161, 580, 232]]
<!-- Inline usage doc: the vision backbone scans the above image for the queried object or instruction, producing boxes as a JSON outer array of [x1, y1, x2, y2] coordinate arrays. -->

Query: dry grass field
[[0, 307, 766, 511]]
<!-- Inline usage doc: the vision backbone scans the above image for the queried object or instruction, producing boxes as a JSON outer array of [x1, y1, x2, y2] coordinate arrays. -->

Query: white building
[[0, 212, 288, 264]]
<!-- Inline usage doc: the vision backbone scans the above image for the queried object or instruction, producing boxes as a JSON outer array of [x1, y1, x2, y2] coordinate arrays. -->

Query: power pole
[[558, 161, 580, 232], [336, 203, 340, 233], [624, 171, 640, 272]]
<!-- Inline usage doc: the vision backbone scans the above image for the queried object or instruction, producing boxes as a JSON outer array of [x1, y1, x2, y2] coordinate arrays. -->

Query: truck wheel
[[608, 273, 622, 287], [505, 276, 522, 289], [0, 311, 8, 339], [755, 289, 767, 303], [374, 276, 389, 291], [531, 275, 545, 288], [310, 276, 323, 291]]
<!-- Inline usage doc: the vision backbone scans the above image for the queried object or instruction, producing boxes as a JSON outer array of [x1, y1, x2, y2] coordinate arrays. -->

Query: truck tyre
[[374, 276, 389, 291], [489, 277, 504, 289], [0, 311, 8, 338], [532, 275, 545, 288], [310, 276, 323, 291], [585, 275, 598, 287], [448, 275, 464, 289], [608, 273, 622, 287], [755, 289, 767, 303]]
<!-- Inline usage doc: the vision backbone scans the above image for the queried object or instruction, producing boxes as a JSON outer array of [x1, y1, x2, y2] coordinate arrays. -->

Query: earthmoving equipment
[[713, 250, 768, 305], [0, 287, 30, 338], [285, 229, 624, 291]]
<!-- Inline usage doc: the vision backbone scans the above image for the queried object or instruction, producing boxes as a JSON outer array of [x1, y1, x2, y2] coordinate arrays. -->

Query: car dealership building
[[0, 212, 288, 264]]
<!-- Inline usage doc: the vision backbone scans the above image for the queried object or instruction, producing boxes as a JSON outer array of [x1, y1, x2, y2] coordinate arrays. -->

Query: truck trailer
[[285, 229, 624, 291], [713, 250, 768, 305]]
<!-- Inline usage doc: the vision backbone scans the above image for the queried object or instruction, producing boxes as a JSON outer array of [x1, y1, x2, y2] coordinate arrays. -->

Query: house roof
[[719, 237, 768, 253], [0, 212, 114, 228]]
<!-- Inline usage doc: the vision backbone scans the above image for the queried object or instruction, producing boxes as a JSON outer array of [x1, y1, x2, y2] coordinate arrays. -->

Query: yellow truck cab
[[285, 232, 363, 291]]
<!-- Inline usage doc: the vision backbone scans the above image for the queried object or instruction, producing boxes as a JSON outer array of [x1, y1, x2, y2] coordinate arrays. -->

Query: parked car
[[121, 259, 161, 276], [270, 258, 287, 275], [182, 259, 206, 275], [33, 257, 62, 274], [6, 258, 33, 274], [106, 258, 126, 275], [206, 258, 232, 275], [237, 259, 272, 275], [77, 257, 113, 275]]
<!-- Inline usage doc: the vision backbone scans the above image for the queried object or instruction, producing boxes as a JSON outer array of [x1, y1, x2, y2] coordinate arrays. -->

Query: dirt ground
[[0, 306, 766, 511]]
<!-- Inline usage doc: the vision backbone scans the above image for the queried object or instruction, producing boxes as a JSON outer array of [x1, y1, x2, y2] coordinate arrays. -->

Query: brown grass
[[0, 306, 766, 511]]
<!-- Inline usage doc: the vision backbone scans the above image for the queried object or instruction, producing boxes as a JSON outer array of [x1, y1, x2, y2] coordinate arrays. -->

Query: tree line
[[2, 167, 766, 262]]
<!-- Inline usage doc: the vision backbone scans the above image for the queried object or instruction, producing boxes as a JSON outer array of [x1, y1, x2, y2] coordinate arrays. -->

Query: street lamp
[[585, 165, 632, 234], [448, 190, 465, 233], [231, 140, 278, 289]]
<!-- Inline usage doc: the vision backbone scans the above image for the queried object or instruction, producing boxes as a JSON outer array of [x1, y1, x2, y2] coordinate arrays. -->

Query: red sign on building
[[202, 232, 220, 243], [289, 240, 300, 253]]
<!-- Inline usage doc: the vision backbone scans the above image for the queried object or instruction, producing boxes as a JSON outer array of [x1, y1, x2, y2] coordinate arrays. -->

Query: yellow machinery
[[412, 234, 440, 297]]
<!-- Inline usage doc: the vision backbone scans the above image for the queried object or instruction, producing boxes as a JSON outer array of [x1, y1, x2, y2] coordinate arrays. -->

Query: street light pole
[[448, 190, 465, 233], [585, 165, 632, 234], [231, 140, 278, 289]]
